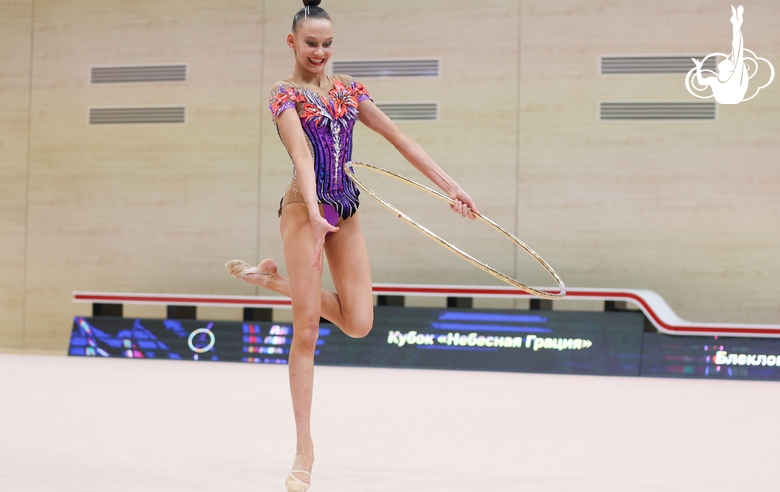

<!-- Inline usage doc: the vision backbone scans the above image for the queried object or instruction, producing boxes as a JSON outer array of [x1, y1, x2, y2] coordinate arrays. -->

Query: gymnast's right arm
[[274, 108, 338, 267]]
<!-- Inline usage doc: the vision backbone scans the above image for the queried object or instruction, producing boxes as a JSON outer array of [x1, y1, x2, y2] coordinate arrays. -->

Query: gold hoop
[[345, 161, 566, 300]]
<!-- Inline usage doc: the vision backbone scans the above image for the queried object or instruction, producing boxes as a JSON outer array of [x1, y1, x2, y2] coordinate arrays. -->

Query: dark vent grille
[[376, 103, 438, 121], [333, 59, 440, 78], [601, 56, 717, 74], [600, 102, 716, 120], [89, 107, 187, 124], [91, 65, 187, 83]]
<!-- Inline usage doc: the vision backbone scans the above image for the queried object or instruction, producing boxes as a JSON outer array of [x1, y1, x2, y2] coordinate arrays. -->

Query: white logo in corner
[[685, 5, 774, 104]]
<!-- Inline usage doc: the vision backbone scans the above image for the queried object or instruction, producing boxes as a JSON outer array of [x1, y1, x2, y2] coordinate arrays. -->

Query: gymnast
[[226, 1, 478, 490]]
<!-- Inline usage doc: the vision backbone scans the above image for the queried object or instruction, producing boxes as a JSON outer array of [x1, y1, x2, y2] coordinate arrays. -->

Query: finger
[[311, 250, 320, 269], [311, 239, 324, 269], [462, 197, 479, 216], [461, 203, 469, 217]]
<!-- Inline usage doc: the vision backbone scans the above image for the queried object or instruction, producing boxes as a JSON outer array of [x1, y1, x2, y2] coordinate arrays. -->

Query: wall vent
[[332, 59, 440, 78], [601, 56, 717, 74], [600, 102, 716, 120], [89, 107, 187, 124], [376, 103, 438, 121], [91, 65, 187, 83]]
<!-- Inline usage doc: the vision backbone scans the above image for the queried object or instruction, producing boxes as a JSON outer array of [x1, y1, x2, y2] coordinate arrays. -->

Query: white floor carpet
[[0, 353, 778, 491]]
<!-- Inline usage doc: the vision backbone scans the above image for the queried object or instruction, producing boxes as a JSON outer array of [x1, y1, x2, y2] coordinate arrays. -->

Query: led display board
[[68, 306, 645, 376]]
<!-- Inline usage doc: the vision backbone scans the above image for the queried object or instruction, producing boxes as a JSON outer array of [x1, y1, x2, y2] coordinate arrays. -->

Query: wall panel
[[23, 0, 265, 349], [0, 0, 33, 348]]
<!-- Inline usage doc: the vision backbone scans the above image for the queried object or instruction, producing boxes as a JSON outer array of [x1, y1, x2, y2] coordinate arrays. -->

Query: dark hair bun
[[303, 0, 321, 6]]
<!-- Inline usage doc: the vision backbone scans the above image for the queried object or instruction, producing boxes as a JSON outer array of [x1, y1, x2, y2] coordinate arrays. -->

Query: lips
[[308, 57, 325, 67]]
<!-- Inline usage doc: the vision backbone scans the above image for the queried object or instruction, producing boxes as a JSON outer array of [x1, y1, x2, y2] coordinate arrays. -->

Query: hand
[[692, 58, 703, 68], [309, 214, 339, 269], [448, 187, 480, 220]]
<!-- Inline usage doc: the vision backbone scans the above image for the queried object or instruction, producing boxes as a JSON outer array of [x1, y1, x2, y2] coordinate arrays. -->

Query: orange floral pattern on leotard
[[269, 86, 305, 116]]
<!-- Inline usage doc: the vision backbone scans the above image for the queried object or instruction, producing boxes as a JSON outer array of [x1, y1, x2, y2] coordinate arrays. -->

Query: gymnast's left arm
[[357, 100, 480, 220]]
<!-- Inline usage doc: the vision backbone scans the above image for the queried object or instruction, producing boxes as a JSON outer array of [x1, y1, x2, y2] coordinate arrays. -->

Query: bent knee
[[344, 313, 373, 339]]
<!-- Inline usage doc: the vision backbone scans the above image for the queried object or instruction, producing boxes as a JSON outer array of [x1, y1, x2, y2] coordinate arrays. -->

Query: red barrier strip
[[73, 285, 780, 338]]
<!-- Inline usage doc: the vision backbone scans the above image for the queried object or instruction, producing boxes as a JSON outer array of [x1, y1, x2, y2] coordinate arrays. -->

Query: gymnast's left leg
[[321, 211, 374, 337], [226, 215, 373, 338]]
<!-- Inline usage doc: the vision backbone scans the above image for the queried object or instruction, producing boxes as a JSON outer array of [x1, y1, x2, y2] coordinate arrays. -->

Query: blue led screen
[[640, 333, 780, 381], [70, 308, 780, 380]]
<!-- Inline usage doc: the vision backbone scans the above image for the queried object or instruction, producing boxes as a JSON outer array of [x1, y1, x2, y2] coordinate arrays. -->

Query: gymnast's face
[[288, 18, 333, 75]]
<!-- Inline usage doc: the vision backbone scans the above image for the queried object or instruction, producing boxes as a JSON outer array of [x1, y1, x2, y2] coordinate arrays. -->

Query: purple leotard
[[269, 76, 372, 220], [322, 203, 340, 228]]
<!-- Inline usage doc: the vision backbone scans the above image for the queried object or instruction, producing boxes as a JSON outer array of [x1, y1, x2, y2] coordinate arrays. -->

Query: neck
[[291, 64, 328, 88]]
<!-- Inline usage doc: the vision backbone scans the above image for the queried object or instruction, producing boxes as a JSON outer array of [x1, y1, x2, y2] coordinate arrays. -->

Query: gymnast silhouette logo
[[685, 5, 774, 104]]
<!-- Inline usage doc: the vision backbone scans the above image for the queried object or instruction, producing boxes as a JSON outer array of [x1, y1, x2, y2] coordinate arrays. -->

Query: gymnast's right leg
[[275, 202, 324, 490]]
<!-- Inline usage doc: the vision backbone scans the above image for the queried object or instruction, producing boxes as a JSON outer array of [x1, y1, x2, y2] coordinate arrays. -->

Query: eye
[[306, 41, 316, 47], [324, 41, 332, 47]]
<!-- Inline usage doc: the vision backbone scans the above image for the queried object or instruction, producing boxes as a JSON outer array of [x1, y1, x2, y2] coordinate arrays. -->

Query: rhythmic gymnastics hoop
[[188, 327, 216, 354], [345, 161, 566, 300]]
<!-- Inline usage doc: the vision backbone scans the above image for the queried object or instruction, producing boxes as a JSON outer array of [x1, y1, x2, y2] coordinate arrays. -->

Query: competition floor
[[1, 352, 778, 492]]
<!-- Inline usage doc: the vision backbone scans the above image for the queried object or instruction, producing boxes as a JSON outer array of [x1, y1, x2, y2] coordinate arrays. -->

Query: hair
[[292, 0, 331, 32]]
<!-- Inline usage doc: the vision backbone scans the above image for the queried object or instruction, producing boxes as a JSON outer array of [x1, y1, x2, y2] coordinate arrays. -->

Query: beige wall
[[0, 0, 33, 349], [1, 0, 778, 351]]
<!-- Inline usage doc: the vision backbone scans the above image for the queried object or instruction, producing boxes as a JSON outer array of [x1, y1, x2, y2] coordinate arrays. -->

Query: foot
[[225, 258, 277, 289], [286, 453, 314, 491], [731, 5, 743, 25]]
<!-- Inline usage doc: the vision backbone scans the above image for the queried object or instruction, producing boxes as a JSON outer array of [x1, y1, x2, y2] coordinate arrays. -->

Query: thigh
[[323, 212, 374, 325], [280, 204, 323, 324]]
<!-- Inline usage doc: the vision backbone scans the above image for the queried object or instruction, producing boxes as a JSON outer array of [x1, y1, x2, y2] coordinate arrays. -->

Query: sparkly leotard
[[269, 74, 372, 221]]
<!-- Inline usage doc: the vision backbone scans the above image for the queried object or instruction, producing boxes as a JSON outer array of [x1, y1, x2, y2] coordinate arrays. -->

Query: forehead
[[296, 18, 333, 38]]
